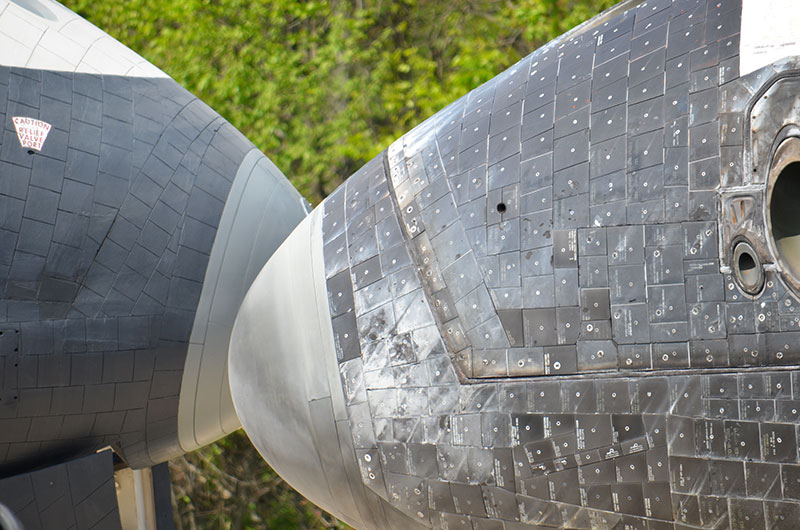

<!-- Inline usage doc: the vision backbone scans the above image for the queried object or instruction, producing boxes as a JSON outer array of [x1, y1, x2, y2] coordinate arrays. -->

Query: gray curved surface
[[0, 67, 257, 472], [178, 148, 309, 453], [230, 210, 355, 521], [0, 0, 308, 473]]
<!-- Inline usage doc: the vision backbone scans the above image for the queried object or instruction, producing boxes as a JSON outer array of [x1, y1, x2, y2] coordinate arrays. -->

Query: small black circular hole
[[496, 202, 507, 214]]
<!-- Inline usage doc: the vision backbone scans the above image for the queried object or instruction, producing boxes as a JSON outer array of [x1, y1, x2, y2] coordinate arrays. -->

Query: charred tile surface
[[318, 0, 800, 527]]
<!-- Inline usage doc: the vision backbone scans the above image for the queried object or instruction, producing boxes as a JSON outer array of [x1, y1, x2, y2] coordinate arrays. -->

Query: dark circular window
[[770, 160, 800, 283]]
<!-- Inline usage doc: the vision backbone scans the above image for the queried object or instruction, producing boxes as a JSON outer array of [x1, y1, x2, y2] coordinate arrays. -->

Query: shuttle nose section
[[228, 208, 373, 528]]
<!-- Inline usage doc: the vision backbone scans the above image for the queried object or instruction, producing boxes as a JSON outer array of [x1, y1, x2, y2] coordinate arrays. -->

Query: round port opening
[[496, 202, 507, 214], [732, 240, 763, 295]]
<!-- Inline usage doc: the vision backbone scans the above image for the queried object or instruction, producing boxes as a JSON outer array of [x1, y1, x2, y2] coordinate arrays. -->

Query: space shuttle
[[0, 0, 799, 528]]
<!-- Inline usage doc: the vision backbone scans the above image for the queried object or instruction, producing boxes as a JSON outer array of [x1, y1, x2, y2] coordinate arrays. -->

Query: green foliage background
[[63, 0, 615, 206], [60, 0, 615, 527]]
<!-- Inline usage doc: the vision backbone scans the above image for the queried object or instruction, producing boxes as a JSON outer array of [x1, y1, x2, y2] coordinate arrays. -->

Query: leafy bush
[[169, 431, 349, 529], [63, 0, 615, 205]]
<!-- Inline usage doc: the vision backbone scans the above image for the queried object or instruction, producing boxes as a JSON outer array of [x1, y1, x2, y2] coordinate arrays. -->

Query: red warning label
[[12, 116, 52, 151]]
